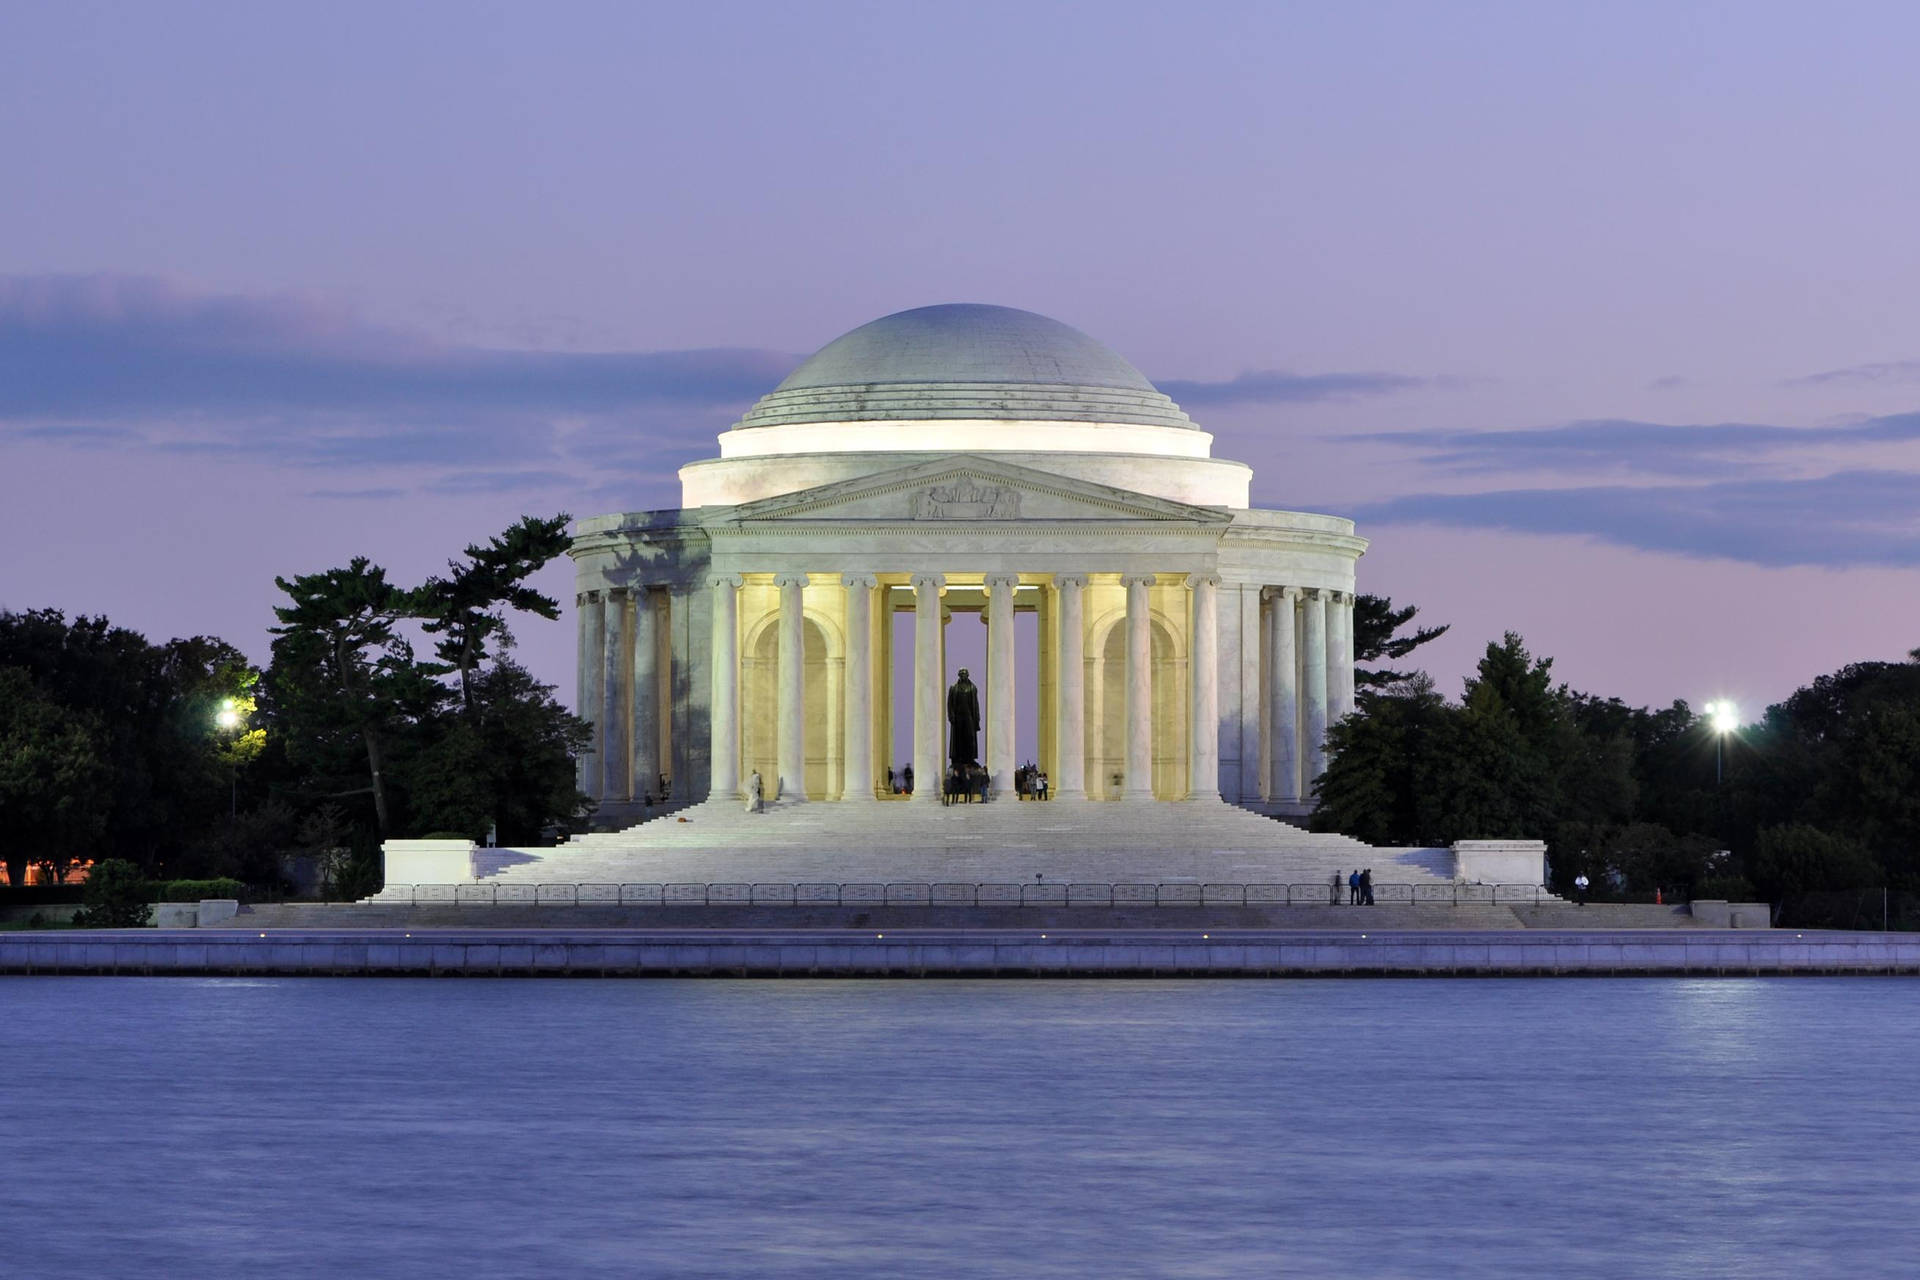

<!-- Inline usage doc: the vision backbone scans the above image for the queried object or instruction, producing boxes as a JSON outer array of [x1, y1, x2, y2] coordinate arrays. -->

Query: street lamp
[[1704, 699, 1739, 784], [216, 699, 242, 818]]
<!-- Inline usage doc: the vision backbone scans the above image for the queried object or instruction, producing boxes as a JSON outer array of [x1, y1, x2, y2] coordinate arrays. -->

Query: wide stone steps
[[472, 798, 1464, 889]]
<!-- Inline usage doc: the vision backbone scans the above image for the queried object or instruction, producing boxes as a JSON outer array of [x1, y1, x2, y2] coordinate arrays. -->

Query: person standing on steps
[[745, 769, 763, 814], [1574, 873, 1589, 905], [1348, 869, 1361, 905], [1360, 868, 1374, 906], [1332, 870, 1345, 905]]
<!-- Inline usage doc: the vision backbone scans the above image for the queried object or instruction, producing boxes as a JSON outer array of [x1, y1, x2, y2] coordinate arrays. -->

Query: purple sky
[[4, 1, 1918, 720]]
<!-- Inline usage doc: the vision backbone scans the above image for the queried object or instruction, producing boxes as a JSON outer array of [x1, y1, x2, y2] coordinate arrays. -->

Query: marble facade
[[570, 305, 1363, 824]]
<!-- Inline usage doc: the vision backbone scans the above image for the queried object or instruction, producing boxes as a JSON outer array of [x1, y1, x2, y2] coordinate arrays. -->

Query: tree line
[[1, 515, 588, 897], [1328, 615, 1920, 910]]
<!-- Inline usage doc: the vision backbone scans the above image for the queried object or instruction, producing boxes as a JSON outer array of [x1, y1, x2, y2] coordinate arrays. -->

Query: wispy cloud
[[1350, 470, 1920, 568], [1157, 369, 1429, 406], [0, 273, 796, 486], [1789, 360, 1920, 387], [1353, 413, 1920, 476]]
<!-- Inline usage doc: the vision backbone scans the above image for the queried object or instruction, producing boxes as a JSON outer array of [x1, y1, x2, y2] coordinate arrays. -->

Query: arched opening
[[743, 613, 841, 801], [1090, 610, 1189, 800]]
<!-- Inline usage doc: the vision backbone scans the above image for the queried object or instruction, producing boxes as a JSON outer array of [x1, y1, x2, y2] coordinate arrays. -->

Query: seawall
[[2, 929, 1914, 977]]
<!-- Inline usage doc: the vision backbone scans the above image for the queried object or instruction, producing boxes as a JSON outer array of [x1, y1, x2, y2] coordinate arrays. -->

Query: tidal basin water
[[5, 977, 1918, 1278]]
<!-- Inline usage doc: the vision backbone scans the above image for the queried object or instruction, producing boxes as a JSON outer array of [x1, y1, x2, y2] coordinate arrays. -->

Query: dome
[[733, 303, 1196, 431]]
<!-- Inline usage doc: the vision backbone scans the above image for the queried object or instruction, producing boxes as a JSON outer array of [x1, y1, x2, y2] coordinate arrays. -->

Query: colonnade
[[579, 573, 1354, 808], [1262, 586, 1357, 803], [704, 570, 1231, 805], [575, 587, 671, 805]]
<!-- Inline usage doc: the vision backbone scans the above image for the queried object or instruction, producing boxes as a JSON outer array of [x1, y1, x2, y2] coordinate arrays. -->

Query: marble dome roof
[[732, 304, 1196, 431]]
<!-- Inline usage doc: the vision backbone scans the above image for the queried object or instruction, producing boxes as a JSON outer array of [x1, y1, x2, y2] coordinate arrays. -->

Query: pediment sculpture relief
[[913, 478, 1021, 519]]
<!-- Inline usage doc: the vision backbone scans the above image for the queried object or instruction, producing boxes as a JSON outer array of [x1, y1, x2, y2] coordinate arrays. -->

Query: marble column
[[708, 575, 741, 800], [912, 572, 944, 805], [1332, 591, 1356, 721], [1238, 583, 1262, 802], [578, 590, 605, 800], [1303, 588, 1329, 785], [1344, 594, 1359, 721], [1267, 586, 1299, 803], [841, 574, 877, 802], [1186, 574, 1220, 801], [774, 572, 807, 803], [1121, 574, 1155, 801], [985, 574, 1018, 797], [1053, 574, 1087, 800], [601, 589, 629, 800], [631, 588, 661, 802]]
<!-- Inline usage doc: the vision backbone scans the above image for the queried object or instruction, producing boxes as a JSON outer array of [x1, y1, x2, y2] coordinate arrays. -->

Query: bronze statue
[[947, 668, 981, 769]]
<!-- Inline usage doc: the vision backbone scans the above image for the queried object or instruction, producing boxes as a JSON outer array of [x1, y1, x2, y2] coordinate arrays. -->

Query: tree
[[1353, 594, 1449, 689], [403, 658, 592, 843], [0, 668, 111, 888], [0, 611, 257, 874], [268, 558, 445, 833], [1313, 674, 1449, 843], [418, 514, 572, 713], [1749, 824, 1882, 901], [71, 858, 151, 928]]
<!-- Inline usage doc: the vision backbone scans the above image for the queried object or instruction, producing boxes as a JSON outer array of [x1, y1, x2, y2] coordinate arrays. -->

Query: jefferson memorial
[[570, 303, 1358, 822], [379, 304, 1544, 890]]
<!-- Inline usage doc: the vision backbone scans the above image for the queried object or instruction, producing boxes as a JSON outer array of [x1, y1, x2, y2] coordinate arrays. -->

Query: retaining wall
[[2, 929, 1915, 977]]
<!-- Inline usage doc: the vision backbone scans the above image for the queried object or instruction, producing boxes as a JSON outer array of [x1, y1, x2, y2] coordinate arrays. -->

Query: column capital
[[581, 589, 603, 604], [1120, 572, 1157, 589], [603, 586, 630, 601], [772, 571, 809, 590], [707, 573, 744, 591], [1263, 584, 1299, 603], [841, 572, 880, 590], [1052, 573, 1088, 591], [983, 573, 1020, 592], [910, 571, 945, 592], [1185, 573, 1221, 590]]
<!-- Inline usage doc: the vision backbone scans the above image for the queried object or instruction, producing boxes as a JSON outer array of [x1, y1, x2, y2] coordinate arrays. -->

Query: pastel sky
[[4, 0, 1917, 719]]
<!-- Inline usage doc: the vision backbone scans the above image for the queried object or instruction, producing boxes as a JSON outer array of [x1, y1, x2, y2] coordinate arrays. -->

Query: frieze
[[912, 478, 1021, 520]]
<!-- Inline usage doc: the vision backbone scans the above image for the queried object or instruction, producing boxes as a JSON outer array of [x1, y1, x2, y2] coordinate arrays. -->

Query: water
[[3, 977, 1916, 1278]]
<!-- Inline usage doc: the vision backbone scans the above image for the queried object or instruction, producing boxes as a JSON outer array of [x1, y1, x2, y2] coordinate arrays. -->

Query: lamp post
[[216, 699, 241, 819], [1704, 699, 1739, 785]]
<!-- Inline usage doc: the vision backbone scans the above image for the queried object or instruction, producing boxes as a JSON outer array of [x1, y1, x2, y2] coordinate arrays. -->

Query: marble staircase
[[471, 797, 1463, 889]]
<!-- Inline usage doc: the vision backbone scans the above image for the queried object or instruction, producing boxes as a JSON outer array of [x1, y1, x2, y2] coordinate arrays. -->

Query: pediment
[[722, 455, 1232, 526]]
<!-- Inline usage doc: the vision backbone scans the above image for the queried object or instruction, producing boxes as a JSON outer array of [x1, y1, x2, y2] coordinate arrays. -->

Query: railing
[[383, 882, 1556, 907]]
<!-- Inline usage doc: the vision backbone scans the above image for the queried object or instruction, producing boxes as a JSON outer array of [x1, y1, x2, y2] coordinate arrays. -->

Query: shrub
[[71, 859, 152, 929], [157, 878, 247, 903]]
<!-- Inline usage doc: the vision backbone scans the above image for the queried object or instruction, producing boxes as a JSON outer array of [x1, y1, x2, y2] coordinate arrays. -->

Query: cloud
[[1790, 360, 1920, 387], [1157, 369, 1429, 406], [1353, 413, 1920, 476], [1350, 470, 1920, 568], [0, 273, 797, 486]]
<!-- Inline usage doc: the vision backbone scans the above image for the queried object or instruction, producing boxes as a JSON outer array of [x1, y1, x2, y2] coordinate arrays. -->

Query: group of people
[[1013, 762, 1050, 800], [885, 765, 916, 796], [943, 763, 990, 804], [1338, 868, 1376, 905]]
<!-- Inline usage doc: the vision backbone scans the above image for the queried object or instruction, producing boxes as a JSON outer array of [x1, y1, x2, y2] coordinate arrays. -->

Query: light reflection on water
[[3, 977, 1917, 1279]]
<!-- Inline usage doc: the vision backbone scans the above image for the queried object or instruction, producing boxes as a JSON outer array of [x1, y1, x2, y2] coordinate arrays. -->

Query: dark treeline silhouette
[[1, 515, 590, 899], [1315, 620, 1920, 918]]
